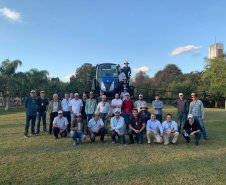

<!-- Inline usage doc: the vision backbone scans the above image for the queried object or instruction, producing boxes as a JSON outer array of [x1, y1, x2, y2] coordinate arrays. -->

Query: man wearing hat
[[120, 87, 130, 101], [118, 67, 126, 92], [85, 92, 97, 123], [48, 94, 62, 135], [24, 90, 38, 138], [189, 93, 207, 140], [61, 93, 71, 133], [138, 105, 151, 133], [88, 112, 105, 144], [172, 93, 188, 134], [52, 110, 69, 139], [69, 93, 83, 122], [122, 93, 134, 134], [96, 90, 108, 104], [96, 95, 111, 135], [122, 76, 129, 90], [146, 114, 163, 146], [134, 94, 147, 112], [152, 95, 163, 123], [182, 114, 202, 146], [123, 61, 131, 82], [70, 113, 87, 145], [36, 91, 49, 134], [110, 110, 125, 144]]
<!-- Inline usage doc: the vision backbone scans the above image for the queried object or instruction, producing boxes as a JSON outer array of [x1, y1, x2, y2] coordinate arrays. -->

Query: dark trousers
[[49, 112, 58, 134], [36, 112, 47, 133], [53, 127, 67, 138], [87, 114, 94, 123], [123, 113, 133, 133], [24, 115, 36, 135], [63, 111, 71, 132], [128, 129, 143, 144], [90, 128, 105, 142], [182, 129, 201, 143], [156, 114, 162, 123], [111, 130, 125, 144], [177, 113, 187, 133], [100, 113, 108, 134], [119, 82, 123, 92]]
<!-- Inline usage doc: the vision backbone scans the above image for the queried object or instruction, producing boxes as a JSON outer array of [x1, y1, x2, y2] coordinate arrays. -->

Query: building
[[209, 43, 224, 59]]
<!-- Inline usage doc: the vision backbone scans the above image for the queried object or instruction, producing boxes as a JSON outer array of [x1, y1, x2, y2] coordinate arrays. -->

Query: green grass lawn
[[0, 104, 226, 184]]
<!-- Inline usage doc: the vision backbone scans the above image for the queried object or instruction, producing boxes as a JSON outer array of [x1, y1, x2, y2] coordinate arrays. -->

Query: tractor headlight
[[109, 81, 114, 91], [101, 81, 106, 91]]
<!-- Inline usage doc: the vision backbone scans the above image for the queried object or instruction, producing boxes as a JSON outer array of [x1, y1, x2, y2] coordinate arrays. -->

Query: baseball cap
[[139, 94, 143, 97], [188, 114, 193, 118], [30, 90, 36, 93], [124, 87, 127, 90], [58, 110, 63, 114], [125, 93, 130, 96], [191, 93, 196, 96], [74, 93, 79, 96], [40, 91, 44, 94], [179, 93, 183, 96]]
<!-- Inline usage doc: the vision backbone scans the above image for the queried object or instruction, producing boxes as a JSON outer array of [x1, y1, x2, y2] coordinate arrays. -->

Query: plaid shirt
[[189, 100, 205, 117]]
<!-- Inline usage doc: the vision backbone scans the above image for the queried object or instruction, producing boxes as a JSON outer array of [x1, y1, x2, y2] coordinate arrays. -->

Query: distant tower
[[209, 43, 224, 59]]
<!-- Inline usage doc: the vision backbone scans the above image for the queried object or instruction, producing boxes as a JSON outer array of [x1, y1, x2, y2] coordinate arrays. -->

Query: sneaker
[[73, 142, 76, 146], [128, 141, 134, 145], [24, 135, 28, 138]]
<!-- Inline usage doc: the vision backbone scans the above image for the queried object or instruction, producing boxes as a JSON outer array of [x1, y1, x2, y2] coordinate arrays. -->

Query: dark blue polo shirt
[[24, 97, 37, 115]]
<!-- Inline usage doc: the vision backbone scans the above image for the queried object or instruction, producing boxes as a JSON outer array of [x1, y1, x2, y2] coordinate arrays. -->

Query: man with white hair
[[48, 94, 61, 135], [69, 93, 83, 122], [134, 94, 147, 112], [182, 114, 202, 146]]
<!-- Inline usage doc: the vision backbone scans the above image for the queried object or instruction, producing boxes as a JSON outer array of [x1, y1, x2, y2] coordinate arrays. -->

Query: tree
[[0, 59, 22, 110], [202, 57, 226, 108]]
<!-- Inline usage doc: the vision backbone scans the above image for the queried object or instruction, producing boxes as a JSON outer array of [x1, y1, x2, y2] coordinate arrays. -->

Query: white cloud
[[169, 45, 202, 56], [133, 66, 150, 73], [64, 74, 76, 82], [0, 7, 22, 22]]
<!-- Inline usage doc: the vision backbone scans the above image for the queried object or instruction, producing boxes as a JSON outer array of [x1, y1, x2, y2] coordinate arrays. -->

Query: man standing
[[96, 95, 111, 135], [111, 93, 123, 116], [69, 93, 83, 122], [118, 67, 126, 92], [48, 94, 61, 135], [110, 110, 125, 144], [128, 109, 146, 144], [162, 114, 179, 146], [61, 93, 71, 133], [85, 92, 97, 123], [88, 112, 105, 144], [172, 93, 188, 133], [189, 93, 207, 140], [52, 110, 68, 139], [182, 114, 202, 146], [120, 87, 129, 101], [69, 93, 74, 100], [36, 91, 48, 134], [146, 114, 163, 146], [152, 95, 163, 123], [134, 94, 147, 112], [122, 93, 134, 134], [70, 113, 87, 145], [122, 61, 131, 81], [81, 93, 87, 119], [24, 90, 37, 138]]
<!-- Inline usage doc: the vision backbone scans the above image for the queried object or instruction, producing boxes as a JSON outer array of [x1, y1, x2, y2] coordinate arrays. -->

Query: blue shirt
[[162, 120, 178, 132], [189, 100, 205, 117], [88, 118, 104, 132], [53, 116, 69, 129], [110, 116, 125, 135], [24, 97, 37, 115], [152, 100, 163, 115], [146, 119, 163, 134]]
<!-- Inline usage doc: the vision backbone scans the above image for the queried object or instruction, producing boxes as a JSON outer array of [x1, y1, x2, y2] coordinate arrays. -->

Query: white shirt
[[69, 99, 83, 114], [88, 118, 104, 132], [111, 99, 123, 114], [96, 101, 111, 115], [110, 116, 125, 135], [53, 116, 69, 129], [134, 100, 147, 112], [77, 122, 82, 132], [118, 72, 126, 82], [61, 99, 70, 112]]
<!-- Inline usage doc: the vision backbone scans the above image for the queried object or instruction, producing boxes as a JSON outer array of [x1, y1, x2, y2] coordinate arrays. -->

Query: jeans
[[53, 127, 67, 138], [90, 128, 105, 142], [119, 82, 123, 92], [156, 114, 162, 123], [177, 113, 187, 133], [63, 111, 71, 132], [182, 129, 201, 143], [193, 116, 207, 139], [123, 113, 133, 133], [70, 131, 83, 144], [100, 113, 108, 134], [87, 114, 94, 123], [128, 129, 143, 144], [36, 112, 47, 133], [24, 115, 36, 135], [70, 113, 76, 121], [111, 130, 125, 144], [49, 112, 58, 134]]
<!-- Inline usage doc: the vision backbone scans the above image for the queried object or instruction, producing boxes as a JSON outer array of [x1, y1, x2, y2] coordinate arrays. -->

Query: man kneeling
[[146, 114, 163, 146], [70, 113, 87, 145], [88, 112, 105, 144], [53, 110, 68, 139], [182, 114, 202, 146], [110, 110, 125, 144]]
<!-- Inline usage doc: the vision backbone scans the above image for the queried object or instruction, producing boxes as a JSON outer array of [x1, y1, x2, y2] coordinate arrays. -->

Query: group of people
[[24, 88, 207, 146]]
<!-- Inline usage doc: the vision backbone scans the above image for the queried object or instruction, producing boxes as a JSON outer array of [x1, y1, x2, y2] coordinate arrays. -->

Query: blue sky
[[0, 0, 225, 82]]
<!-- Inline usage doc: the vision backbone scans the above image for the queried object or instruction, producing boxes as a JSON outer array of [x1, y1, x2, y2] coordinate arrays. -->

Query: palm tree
[[0, 59, 22, 110]]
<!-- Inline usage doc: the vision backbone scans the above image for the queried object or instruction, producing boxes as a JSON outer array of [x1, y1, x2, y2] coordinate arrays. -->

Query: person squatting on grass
[[52, 110, 68, 139]]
